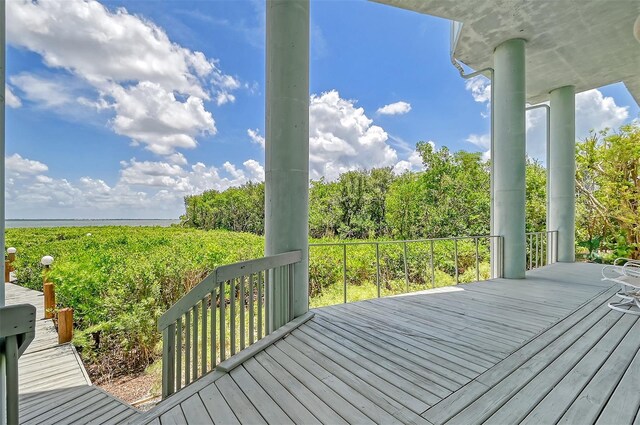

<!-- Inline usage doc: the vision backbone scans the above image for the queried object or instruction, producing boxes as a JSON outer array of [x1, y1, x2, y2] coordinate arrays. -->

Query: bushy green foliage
[[182, 143, 547, 240], [6, 226, 263, 377], [576, 124, 640, 260], [181, 182, 264, 234]]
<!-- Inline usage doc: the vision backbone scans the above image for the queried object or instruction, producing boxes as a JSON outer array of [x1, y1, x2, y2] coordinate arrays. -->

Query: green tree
[[576, 124, 640, 259]]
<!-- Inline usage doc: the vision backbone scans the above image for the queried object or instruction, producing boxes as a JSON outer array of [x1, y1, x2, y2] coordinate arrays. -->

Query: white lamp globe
[[7, 247, 16, 254], [41, 255, 54, 266]]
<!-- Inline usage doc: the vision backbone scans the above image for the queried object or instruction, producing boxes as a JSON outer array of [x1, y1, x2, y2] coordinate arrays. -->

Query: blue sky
[[5, 0, 639, 219]]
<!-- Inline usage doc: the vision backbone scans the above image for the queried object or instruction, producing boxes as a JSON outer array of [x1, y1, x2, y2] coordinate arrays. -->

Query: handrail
[[310, 234, 498, 247], [1, 304, 36, 425], [310, 235, 502, 304], [159, 251, 301, 330], [159, 251, 301, 399]]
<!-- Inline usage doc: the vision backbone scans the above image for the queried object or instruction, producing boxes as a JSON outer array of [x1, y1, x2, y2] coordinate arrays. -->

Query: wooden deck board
[[253, 351, 348, 425], [5, 283, 141, 424], [135, 262, 640, 425], [421, 275, 640, 425]]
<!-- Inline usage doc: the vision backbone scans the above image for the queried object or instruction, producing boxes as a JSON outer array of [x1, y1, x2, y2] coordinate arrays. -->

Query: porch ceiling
[[372, 0, 640, 105]]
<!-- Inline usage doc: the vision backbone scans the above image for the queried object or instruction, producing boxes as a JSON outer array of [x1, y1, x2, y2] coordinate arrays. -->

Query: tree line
[[181, 124, 639, 259]]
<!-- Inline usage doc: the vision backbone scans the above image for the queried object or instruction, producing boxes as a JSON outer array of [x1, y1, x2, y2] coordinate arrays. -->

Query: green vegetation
[[576, 124, 640, 261], [6, 226, 263, 379], [182, 142, 548, 240]]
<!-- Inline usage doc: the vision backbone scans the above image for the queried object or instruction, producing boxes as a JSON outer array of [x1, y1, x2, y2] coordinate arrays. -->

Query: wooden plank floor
[[138, 262, 630, 425], [5, 282, 141, 424]]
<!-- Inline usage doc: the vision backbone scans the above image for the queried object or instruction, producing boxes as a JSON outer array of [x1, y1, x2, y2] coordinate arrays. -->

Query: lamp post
[[41, 256, 55, 319], [4, 247, 16, 283]]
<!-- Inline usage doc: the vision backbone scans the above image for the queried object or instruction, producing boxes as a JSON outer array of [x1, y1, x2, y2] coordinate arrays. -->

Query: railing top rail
[[158, 250, 301, 331], [216, 251, 301, 282], [309, 235, 501, 247], [526, 230, 556, 236]]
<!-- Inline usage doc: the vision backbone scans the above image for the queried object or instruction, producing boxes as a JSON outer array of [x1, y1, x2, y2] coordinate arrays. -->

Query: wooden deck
[[5, 282, 141, 424], [137, 262, 640, 425]]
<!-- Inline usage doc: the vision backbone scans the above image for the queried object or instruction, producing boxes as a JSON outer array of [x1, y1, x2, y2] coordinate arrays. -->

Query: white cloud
[[247, 128, 265, 148], [309, 90, 398, 180], [6, 153, 266, 218], [215, 92, 236, 106], [6, 0, 239, 156], [465, 86, 631, 163], [465, 76, 491, 103], [10, 74, 75, 108], [242, 159, 265, 181], [6, 154, 49, 177], [377, 101, 412, 116], [5, 85, 22, 108], [7, 0, 214, 97], [107, 81, 216, 155], [575, 89, 628, 136], [167, 152, 188, 166], [393, 149, 425, 174], [466, 134, 490, 150]]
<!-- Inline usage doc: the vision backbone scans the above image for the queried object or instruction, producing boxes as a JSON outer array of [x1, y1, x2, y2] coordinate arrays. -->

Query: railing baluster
[[230, 278, 236, 355], [161, 324, 176, 398], [249, 273, 255, 345], [240, 275, 246, 351], [258, 272, 263, 339], [214, 289, 218, 369], [403, 242, 409, 293], [184, 310, 191, 385], [454, 239, 459, 284], [529, 234, 533, 270], [265, 270, 271, 335], [176, 318, 182, 391], [219, 280, 226, 362], [376, 243, 381, 298], [289, 263, 295, 321], [475, 237, 480, 282], [5, 334, 19, 425], [536, 233, 540, 268], [201, 297, 207, 375], [343, 244, 347, 304], [430, 240, 435, 288], [192, 304, 198, 379]]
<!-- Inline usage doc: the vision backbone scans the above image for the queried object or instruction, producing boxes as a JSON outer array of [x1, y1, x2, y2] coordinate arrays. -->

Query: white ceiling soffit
[[373, 0, 640, 105]]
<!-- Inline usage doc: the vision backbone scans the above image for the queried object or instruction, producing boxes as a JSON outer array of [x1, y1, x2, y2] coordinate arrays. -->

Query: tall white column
[[265, 0, 310, 318], [493, 39, 527, 279], [1, 2, 7, 421], [549, 85, 576, 262]]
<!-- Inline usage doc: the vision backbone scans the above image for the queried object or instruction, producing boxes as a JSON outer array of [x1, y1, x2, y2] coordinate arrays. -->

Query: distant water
[[6, 219, 180, 229]]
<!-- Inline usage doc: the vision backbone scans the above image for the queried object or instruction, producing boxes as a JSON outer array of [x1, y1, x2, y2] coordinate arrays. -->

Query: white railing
[[309, 235, 502, 304], [526, 230, 558, 270], [158, 251, 301, 399], [0, 304, 36, 425]]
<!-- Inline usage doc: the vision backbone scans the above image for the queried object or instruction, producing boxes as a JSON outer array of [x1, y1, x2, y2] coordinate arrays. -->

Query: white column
[[265, 0, 310, 319], [493, 39, 527, 279], [549, 85, 576, 262], [1, 2, 7, 422]]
